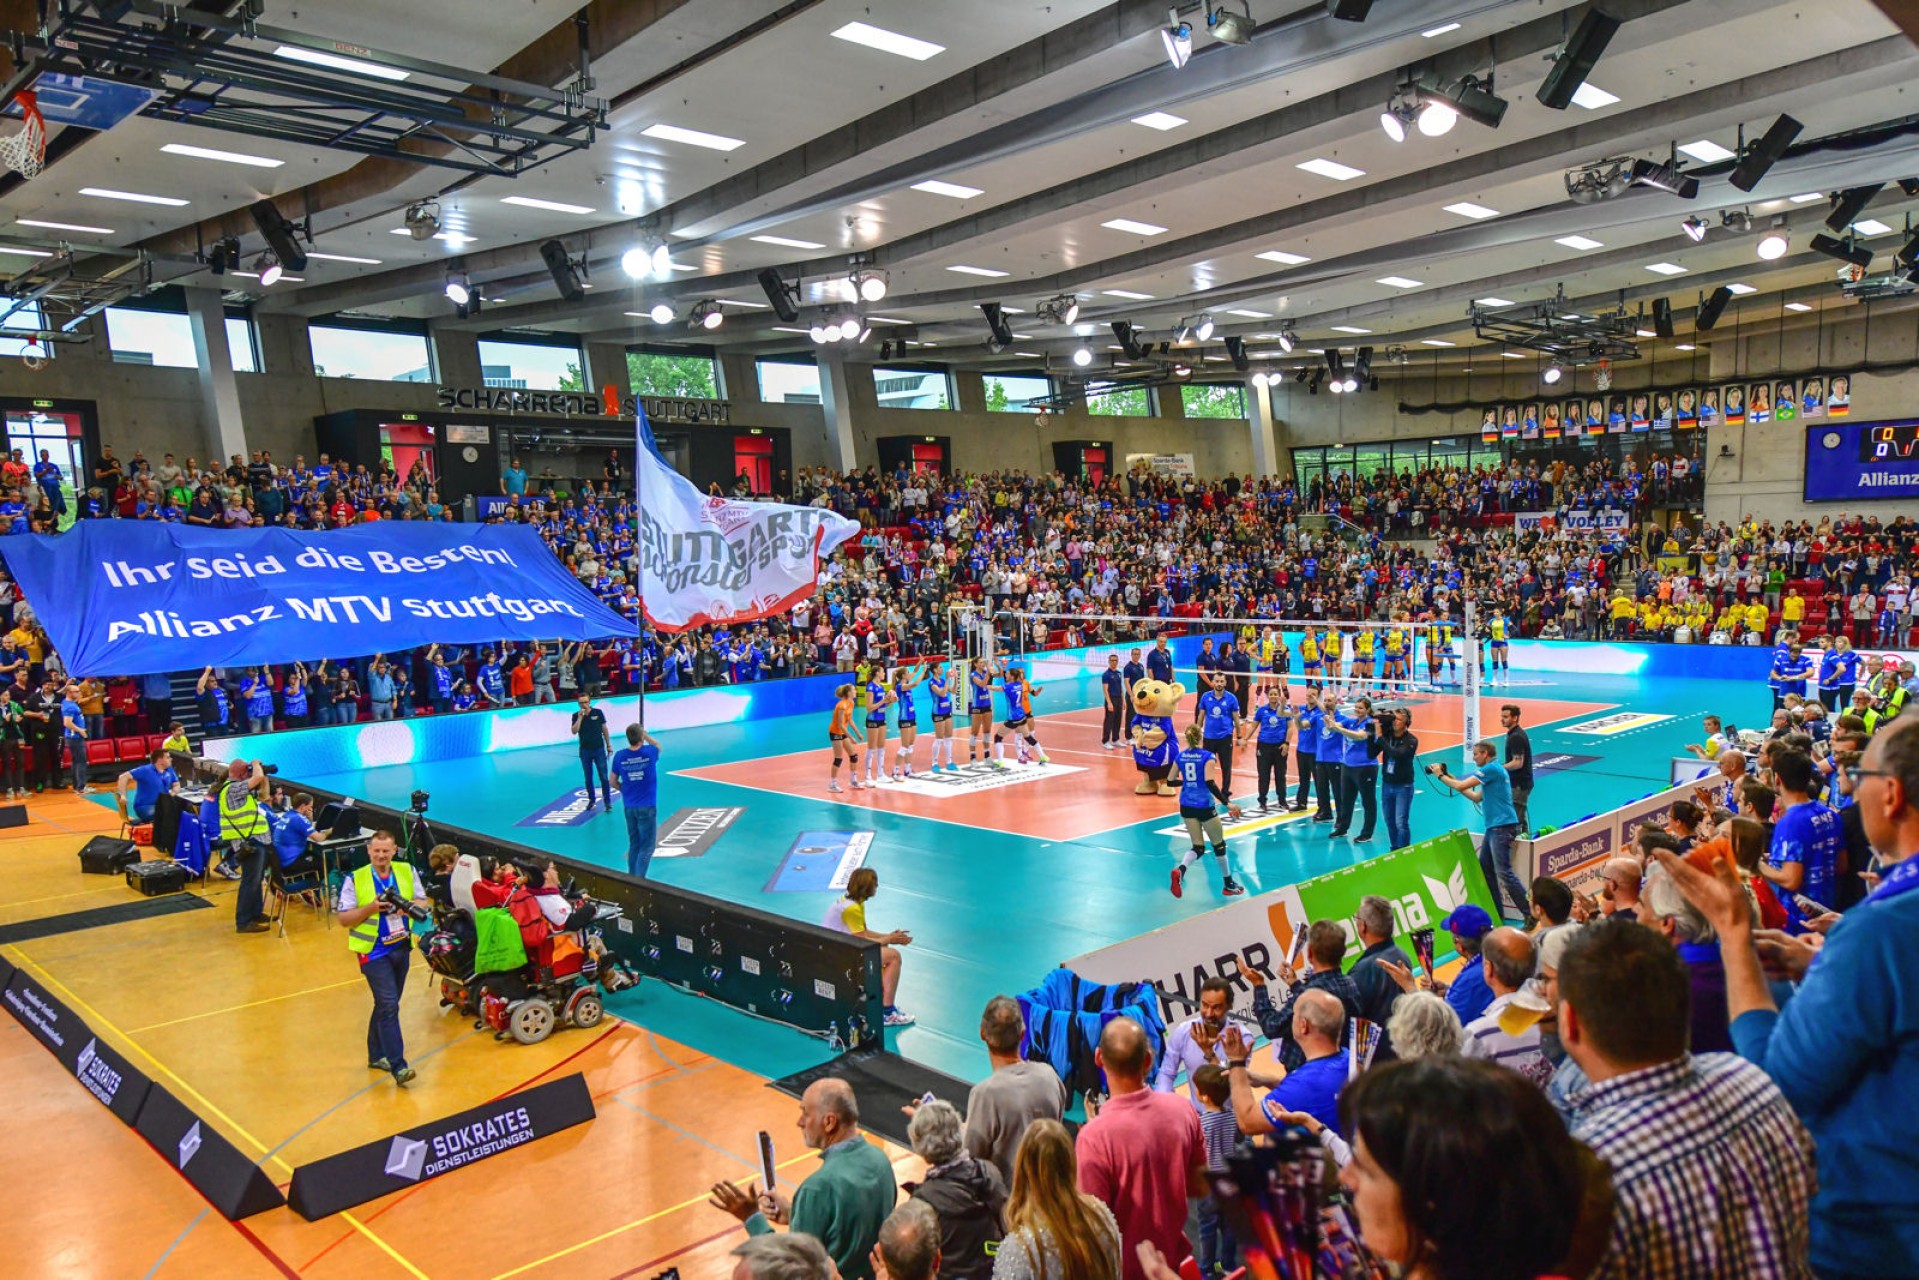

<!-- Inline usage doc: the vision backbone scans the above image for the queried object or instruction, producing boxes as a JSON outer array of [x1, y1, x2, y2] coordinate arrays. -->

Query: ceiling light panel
[[1475, 296, 1515, 307], [389, 228, 476, 244], [305, 252, 384, 264], [1422, 22, 1461, 37], [1787, 193, 1825, 204], [1330, 325, 1372, 334], [640, 123, 746, 151], [1852, 219, 1893, 236], [1102, 288, 1153, 299], [1101, 218, 1168, 235], [1376, 276, 1421, 288], [500, 196, 596, 215], [273, 45, 408, 80], [13, 219, 112, 234], [160, 142, 283, 168], [831, 21, 944, 60], [1444, 202, 1499, 219], [1297, 158, 1366, 181], [1726, 283, 1758, 294], [911, 179, 983, 199], [79, 187, 188, 206], [1568, 83, 1620, 109], [1421, 338, 1456, 346], [1677, 139, 1736, 163], [1555, 235, 1603, 250], [1645, 262, 1688, 275], [751, 234, 826, 250], [1132, 112, 1187, 131], [948, 265, 1011, 277], [1785, 301, 1813, 312], [1225, 309, 1271, 318], [1256, 249, 1311, 265]]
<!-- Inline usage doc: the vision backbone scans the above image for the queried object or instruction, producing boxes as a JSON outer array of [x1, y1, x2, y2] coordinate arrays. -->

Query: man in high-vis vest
[[217, 758, 273, 933], [337, 830, 427, 1086]]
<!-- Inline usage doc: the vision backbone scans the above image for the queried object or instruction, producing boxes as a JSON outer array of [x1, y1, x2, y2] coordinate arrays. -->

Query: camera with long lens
[[408, 789, 429, 814], [260, 762, 279, 776], [377, 884, 430, 922], [1426, 761, 1450, 778]]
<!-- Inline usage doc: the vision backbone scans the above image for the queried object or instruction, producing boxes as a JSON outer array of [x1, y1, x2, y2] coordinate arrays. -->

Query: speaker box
[[0, 803, 24, 829], [1652, 297, 1674, 339], [79, 834, 139, 874]]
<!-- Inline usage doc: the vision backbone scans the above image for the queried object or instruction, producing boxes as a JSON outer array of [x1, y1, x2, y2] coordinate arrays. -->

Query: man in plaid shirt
[[1558, 918, 1815, 1278]]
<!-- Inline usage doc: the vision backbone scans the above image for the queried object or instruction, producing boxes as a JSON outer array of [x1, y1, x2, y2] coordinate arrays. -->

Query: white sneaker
[[883, 1009, 916, 1028], [851, 778, 867, 790], [828, 782, 844, 793]]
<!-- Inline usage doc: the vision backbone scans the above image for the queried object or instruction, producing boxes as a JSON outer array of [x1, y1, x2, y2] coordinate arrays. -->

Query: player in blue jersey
[[1250, 685, 1295, 812], [966, 657, 997, 764], [891, 664, 923, 780], [925, 660, 958, 772], [1196, 671, 1244, 796], [992, 665, 1049, 768], [1170, 725, 1245, 899], [862, 668, 893, 786]]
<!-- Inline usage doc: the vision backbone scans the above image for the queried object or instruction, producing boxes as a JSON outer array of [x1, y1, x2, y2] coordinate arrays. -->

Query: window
[[1086, 384, 1152, 416], [103, 307, 256, 371], [982, 372, 1051, 412], [1180, 383, 1246, 419], [757, 358, 821, 405], [477, 337, 582, 391], [1428, 438, 1468, 473], [0, 301, 46, 360], [309, 322, 434, 382], [872, 367, 952, 410], [1354, 444, 1390, 480], [628, 349, 720, 398]]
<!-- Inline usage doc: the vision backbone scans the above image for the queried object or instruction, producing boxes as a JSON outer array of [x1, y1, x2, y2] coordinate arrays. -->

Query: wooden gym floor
[[0, 791, 922, 1278]]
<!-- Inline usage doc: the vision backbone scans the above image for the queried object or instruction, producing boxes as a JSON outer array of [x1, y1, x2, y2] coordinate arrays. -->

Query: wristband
[[1226, 1059, 1249, 1069]]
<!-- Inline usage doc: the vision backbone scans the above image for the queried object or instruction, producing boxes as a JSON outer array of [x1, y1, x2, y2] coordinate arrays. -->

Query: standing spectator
[[961, 996, 1066, 1188], [21, 677, 57, 793], [1383, 991, 1465, 1059], [1641, 867, 1732, 1053], [1501, 703, 1536, 836], [0, 682, 23, 798], [59, 682, 88, 793], [1656, 715, 1919, 1280], [903, 1100, 1005, 1280], [1074, 1018, 1205, 1280], [709, 1079, 896, 1280], [1240, 921, 1361, 1071], [1557, 919, 1815, 1279], [730, 1236, 835, 1280], [1458, 928, 1549, 1086], [991, 1119, 1121, 1280], [1346, 894, 1413, 1059], [1151, 976, 1234, 1099], [876, 1201, 942, 1280], [609, 723, 662, 877]]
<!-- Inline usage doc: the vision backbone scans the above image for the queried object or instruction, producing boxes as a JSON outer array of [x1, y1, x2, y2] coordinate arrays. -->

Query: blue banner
[[766, 831, 872, 893], [0, 522, 635, 675]]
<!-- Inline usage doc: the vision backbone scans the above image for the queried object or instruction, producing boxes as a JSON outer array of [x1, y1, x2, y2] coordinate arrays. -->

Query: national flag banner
[[634, 409, 858, 632]]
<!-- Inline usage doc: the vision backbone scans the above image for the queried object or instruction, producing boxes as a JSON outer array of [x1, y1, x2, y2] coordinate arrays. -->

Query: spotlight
[[851, 269, 888, 302], [1729, 114, 1803, 193], [981, 302, 1015, 351], [444, 270, 471, 306], [757, 268, 802, 323], [1251, 371, 1270, 388], [207, 235, 240, 275], [1039, 294, 1080, 326], [1428, 73, 1507, 131], [257, 253, 283, 286], [1328, 377, 1344, 394], [1194, 313, 1215, 341], [1543, 364, 1563, 385], [247, 199, 308, 271], [1630, 157, 1698, 200], [1756, 226, 1790, 260], [1327, 0, 1374, 18], [648, 301, 675, 325], [1417, 100, 1457, 138], [1206, 1, 1254, 46], [1826, 185, 1885, 233], [1161, 16, 1193, 69], [838, 316, 861, 340], [690, 299, 724, 330], [1565, 157, 1636, 204], [1695, 285, 1734, 332], [1072, 345, 1094, 367], [856, 321, 872, 343], [1901, 179, 1919, 197], [1276, 328, 1295, 354], [1537, 8, 1622, 110], [1354, 346, 1374, 381], [1809, 233, 1873, 268], [1326, 350, 1343, 379], [1342, 375, 1358, 392], [404, 201, 441, 241], [1721, 209, 1753, 234], [539, 239, 586, 303], [1173, 362, 1193, 378], [1379, 91, 1418, 143], [621, 243, 662, 280], [1681, 215, 1707, 242], [1173, 319, 1193, 344], [878, 340, 894, 360], [1224, 336, 1249, 371], [810, 324, 828, 343]]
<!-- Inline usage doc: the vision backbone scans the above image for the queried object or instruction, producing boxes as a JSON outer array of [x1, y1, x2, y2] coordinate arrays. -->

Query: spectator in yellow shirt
[[1781, 589, 1805, 625]]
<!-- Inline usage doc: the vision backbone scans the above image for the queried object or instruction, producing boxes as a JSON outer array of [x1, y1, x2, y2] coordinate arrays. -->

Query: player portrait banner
[[0, 521, 635, 677], [636, 409, 858, 632], [1068, 831, 1496, 1020], [1457, 371, 1854, 441]]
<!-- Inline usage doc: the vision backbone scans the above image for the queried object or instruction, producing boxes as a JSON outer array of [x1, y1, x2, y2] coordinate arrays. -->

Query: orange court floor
[[0, 790, 924, 1279]]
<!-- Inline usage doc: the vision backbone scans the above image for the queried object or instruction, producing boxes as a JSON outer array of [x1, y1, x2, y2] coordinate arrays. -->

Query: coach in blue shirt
[[610, 724, 663, 877], [1330, 697, 1379, 841], [1311, 692, 1342, 823]]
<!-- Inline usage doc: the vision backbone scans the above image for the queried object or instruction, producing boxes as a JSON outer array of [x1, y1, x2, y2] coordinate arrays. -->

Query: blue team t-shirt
[[1175, 745, 1218, 809], [610, 743, 661, 807], [127, 763, 176, 817], [1260, 1050, 1350, 1136], [1473, 760, 1519, 828], [274, 809, 314, 867], [1769, 800, 1843, 922], [1198, 690, 1239, 740], [1252, 704, 1290, 744]]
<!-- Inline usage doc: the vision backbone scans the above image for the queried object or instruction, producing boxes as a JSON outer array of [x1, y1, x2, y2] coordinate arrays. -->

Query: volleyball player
[[966, 657, 996, 763], [892, 664, 922, 779], [1488, 611, 1510, 679], [1352, 627, 1375, 690], [1383, 619, 1408, 688], [1300, 628, 1322, 692], [925, 660, 958, 772], [1169, 724, 1245, 900], [1196, 671, 1243, 796], [1423, 615, 1446, 689], [1251, 685, 1294, 811], [862, 666, 893, 785], [1322, 626, 1344, 690], [827, 685, 865, 793], [992, 664, 1049, 767]]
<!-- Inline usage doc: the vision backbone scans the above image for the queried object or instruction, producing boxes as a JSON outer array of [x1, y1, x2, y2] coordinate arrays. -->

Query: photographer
[[336, 830, 428, 1086], [215, 757, 275, 934], [1377, 708, 1420, 850], [1427, 741, 1530, 921]]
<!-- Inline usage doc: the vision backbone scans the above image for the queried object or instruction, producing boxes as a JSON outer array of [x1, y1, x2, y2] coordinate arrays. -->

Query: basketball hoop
[[19, 340, 47, 372], [0, 91, 47, 179]]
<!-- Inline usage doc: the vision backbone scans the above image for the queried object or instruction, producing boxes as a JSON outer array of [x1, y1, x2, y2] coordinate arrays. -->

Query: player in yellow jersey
[[1423, 617, 1445, 688], [1487, 612, 1510, 679], [1383, 622, 1406, 687], [1352, 627, 1375, 689], [1322, 627, 1343, 688], [1300, 629, 1322, 691]]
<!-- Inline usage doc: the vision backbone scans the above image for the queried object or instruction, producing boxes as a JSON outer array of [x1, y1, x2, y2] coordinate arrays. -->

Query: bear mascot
[[1130, 679, 1183, 796]]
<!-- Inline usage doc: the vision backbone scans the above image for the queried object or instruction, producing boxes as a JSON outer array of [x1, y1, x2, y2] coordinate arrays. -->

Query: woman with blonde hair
[[991, 1119, 1121, 1280], [822, 867, 915, 1028]]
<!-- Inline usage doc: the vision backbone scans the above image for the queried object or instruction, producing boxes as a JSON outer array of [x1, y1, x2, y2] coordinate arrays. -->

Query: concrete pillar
[[1247, 377, 1280, 477], [815, 349, 859, 471], [582, 340, 629, 398], [183, 287, 246, 462], [428, 321, 483, 387]]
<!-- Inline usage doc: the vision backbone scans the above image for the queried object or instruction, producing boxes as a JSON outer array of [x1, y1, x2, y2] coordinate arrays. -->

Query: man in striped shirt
[[1558, 918, 1814, 1279], [1458, 927, 1551, 1087]]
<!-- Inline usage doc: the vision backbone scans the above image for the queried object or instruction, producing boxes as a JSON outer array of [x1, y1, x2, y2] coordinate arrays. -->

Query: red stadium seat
[[114, 736, 146, 761], [144, 734, 168, 756], [86, 740, 115, 766]]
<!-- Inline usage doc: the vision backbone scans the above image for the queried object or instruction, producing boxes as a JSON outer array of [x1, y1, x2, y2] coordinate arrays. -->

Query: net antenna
[[0, 90, 48, 179]]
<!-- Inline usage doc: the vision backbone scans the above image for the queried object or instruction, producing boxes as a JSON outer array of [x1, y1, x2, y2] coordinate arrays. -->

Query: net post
[[1461, 600, 1482, 764]]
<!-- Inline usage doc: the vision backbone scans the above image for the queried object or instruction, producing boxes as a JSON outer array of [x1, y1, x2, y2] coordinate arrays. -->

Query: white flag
[[635, 411, 858, 632]]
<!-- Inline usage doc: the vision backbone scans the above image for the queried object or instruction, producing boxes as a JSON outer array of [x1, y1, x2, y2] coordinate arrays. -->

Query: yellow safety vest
[[217, 779, 269, 843], [346, 862, 420, 955]]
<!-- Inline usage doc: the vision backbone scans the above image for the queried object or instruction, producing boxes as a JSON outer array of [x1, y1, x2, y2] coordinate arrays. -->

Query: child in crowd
[[1192, 1063, 1241, 1278]]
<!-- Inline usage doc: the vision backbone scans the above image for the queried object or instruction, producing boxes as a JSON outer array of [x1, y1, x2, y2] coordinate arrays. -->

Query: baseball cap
[[1440, 903, 1494, 939]]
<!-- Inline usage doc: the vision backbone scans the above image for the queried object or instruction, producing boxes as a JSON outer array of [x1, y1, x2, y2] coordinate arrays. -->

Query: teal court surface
[[266, 644, 1768, 1085]]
